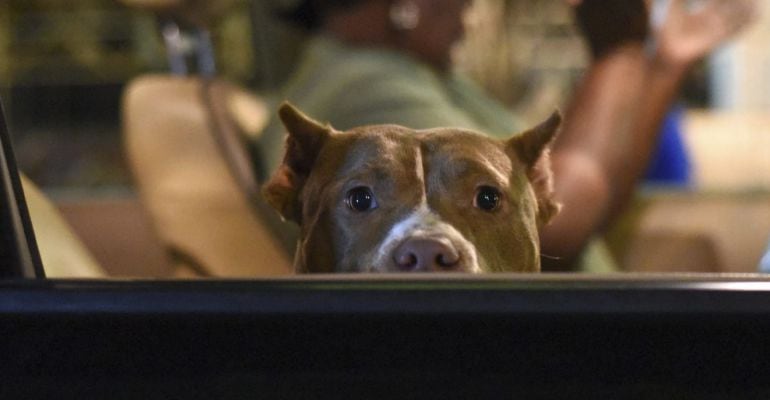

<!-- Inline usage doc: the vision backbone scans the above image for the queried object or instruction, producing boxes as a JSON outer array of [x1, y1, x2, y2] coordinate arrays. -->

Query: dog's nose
[[393, 237, 461, 272]]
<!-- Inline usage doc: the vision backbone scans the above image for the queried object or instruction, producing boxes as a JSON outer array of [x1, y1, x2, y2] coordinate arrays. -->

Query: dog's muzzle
[[370, 208, 480, 273]]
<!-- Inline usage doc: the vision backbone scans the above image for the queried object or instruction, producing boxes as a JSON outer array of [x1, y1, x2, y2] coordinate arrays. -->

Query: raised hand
[[571, 0, 650, 58], [652, 0, 756, 67]]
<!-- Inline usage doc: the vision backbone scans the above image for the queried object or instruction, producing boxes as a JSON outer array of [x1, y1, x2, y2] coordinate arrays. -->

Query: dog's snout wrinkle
[[394, 237, 461, 272]]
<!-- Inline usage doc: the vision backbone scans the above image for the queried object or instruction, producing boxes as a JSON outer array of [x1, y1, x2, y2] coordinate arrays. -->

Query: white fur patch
[[369, 205, 480, 272]]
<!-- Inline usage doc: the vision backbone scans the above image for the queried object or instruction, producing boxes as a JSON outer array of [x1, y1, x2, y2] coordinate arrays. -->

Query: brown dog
[[263, 103, 560, 273]]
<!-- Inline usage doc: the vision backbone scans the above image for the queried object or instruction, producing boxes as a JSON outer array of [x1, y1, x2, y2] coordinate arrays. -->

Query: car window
[[2, 0, 769, 278]]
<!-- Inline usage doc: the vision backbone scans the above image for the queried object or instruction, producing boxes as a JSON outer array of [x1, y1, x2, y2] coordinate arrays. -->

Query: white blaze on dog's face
[[263, 103, 560, 273]]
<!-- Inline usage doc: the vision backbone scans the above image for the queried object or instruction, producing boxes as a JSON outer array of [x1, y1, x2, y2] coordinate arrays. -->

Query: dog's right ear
[[262, 102, 332, 223]]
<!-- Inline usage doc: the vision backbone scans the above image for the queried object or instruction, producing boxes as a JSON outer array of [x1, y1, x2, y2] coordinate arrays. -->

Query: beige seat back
[[122, 75, 293, 277], [22, 175, 107, 278]]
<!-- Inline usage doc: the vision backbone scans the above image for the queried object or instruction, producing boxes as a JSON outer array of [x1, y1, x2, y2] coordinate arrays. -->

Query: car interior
[[2, 0, 770, 397]]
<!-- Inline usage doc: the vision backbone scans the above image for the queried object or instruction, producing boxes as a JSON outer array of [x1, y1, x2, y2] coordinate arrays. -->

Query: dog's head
[[263, 103, 560, 273]]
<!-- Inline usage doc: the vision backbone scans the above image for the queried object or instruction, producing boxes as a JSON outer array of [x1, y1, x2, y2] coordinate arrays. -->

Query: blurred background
[[2, 0, 769, 276]]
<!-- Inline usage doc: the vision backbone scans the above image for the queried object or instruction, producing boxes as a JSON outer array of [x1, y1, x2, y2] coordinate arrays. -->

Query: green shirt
[[256, 34, 616, 273], [258, 35, 522, 176]]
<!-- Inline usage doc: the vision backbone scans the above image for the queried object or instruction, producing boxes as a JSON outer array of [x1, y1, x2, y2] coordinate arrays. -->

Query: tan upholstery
[[226, 88, 272, 141], [56, 197, 172, 278], [684, 110, 770, 191], [21, 175, 106, 278], [122, 75, 292, 277], [612, 191, 770, 273], [622, 230, 722, 273]]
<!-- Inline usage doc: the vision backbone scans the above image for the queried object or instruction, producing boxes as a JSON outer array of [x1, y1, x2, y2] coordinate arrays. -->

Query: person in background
[[256, 0, 755, 271]]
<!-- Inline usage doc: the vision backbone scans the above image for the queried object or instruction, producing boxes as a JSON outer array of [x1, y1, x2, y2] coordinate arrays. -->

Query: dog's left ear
[[262, 102, 332, 223], [506, 110, 562, 225]]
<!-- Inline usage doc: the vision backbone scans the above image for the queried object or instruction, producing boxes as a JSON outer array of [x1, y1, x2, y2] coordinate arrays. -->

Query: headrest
[[118, 0, 238, 27], [221, 84, 270, 141]]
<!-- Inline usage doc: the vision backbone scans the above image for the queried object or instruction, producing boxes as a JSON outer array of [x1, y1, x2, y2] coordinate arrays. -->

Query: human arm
[[541, 0, 756, 271]]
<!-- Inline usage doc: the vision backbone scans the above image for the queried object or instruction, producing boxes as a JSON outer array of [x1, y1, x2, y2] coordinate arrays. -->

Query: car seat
[[120, 0, 294, 277]]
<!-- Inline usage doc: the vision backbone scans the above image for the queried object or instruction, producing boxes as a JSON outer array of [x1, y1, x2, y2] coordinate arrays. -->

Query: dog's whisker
[[540, 253, 562, 261]]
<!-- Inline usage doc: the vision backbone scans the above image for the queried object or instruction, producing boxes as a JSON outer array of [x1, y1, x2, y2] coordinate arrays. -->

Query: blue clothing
[[644, 105, 692, 186]]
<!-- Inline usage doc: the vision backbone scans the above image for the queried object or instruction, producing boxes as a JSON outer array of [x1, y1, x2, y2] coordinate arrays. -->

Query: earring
[[389, 0, 420, 31]]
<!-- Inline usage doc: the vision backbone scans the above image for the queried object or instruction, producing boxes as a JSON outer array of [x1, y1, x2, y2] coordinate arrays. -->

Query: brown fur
[[263, 102, 560, 273]]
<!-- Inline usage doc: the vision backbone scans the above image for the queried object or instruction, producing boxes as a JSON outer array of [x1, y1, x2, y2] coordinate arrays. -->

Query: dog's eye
[[346, 186, 378, 212], [474, 186, 501, 212]]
